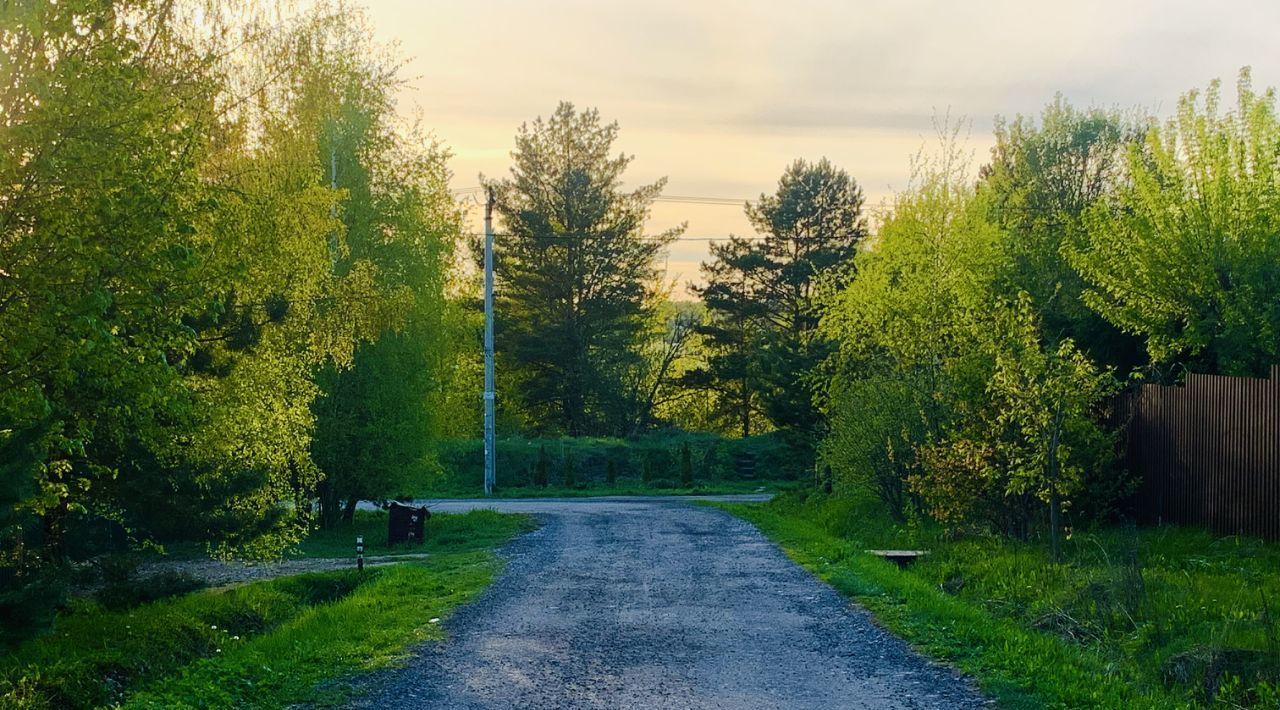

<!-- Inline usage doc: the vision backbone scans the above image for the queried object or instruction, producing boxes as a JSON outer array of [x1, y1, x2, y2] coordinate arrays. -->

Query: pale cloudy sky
[[353, 0, 1279, 294]]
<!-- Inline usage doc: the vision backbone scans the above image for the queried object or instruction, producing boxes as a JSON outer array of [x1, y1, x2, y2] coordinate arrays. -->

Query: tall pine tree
[[691, 159, 866, 437], [485, 103, 680, 436]]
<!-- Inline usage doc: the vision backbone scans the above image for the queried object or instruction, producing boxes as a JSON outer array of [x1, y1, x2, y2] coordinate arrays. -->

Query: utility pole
[[483, 187, 496, 496]]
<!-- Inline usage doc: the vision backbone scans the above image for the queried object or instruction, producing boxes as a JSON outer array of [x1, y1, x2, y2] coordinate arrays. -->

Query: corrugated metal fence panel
[[1122, 366, 1280, 540]]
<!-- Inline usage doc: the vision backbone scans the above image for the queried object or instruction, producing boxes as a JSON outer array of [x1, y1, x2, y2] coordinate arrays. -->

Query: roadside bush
[[820, 374, 928, 521]]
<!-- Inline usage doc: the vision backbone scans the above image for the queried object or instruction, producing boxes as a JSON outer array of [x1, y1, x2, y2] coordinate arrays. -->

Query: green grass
[[0, 511, 535, 709], [418, 478, 793, 499], [297, 508, 534, 558], [716, 492, 1280, 709]]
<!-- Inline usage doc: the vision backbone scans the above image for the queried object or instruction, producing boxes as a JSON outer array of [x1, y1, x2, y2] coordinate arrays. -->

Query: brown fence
[[1118, 365, 1280, 541]]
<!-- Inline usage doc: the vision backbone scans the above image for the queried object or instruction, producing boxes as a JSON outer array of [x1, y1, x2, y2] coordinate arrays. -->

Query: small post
[[356, 535, 364, 573]]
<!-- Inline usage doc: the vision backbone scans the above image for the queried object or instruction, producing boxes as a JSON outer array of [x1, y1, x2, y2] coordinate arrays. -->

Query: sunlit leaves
[[1072, 69, 1280, 378]]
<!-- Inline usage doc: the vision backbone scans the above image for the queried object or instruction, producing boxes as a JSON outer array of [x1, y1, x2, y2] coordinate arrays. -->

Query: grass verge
[[715, 492, 1280, 709], [0, 510, 535, 709], [297, 507, 533, 558]]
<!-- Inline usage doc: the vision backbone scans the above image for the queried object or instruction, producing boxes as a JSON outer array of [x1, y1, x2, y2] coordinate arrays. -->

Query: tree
[[294, 11, 459, 528], [691, 159, 866, 439], [1072, 70, 1280, 378], [679, 442, 694, 487], [485, 102, 680, 436], [0, 0, 224, 564], [685, 238, 772, 436], [914, 295, 1116, 553], [985, 296, 1116, 558], [980, 98, 1144, 372], [631, 304, 700, 434], [817, 135, 998, 518]]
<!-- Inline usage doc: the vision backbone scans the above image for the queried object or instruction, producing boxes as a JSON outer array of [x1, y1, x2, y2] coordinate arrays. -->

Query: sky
[[352, 0, 1280, 296]]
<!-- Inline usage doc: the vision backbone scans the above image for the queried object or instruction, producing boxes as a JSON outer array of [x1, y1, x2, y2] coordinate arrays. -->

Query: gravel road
[[351, 496, 987, 709]]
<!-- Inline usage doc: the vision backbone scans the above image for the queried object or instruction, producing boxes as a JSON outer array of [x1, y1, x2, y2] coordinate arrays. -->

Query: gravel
[[349, 496, 989, 709]]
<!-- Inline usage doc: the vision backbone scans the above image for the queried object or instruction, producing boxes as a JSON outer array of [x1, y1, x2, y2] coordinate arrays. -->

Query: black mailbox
[[388, 502, 429, 546]]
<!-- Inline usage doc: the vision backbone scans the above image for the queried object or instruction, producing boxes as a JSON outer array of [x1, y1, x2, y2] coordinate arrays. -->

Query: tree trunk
[[1047, 413, 1063, 561], [317, 480, 342, 530], [342, 496, 358, 525]]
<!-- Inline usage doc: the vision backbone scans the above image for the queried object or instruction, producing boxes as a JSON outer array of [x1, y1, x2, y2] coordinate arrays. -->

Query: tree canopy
[[485, 102, 679, 436]]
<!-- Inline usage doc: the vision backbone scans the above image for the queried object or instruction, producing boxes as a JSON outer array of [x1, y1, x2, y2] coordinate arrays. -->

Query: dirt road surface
[[352, 496, 987, 709]]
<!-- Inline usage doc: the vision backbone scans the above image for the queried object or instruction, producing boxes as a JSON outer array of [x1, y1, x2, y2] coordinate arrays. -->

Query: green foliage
[[913, 295, 1118, 549], [1072, 70, 1280, 378], [689, 159, 866, 440], [301, 11, 459, 529], [485, 102, 680, 436], [819, 118, 1124, 541], [723, 492, 1280, 707], [0, 569, 370, 709], [980, 99, 1145, 371], [820, 374, 928, 520], [0, 0, 465, 642]]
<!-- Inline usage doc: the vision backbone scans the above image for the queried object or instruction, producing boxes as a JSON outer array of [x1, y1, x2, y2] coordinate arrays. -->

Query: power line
[[652, 195, 750, 206], [449, 186, 753, 206]]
